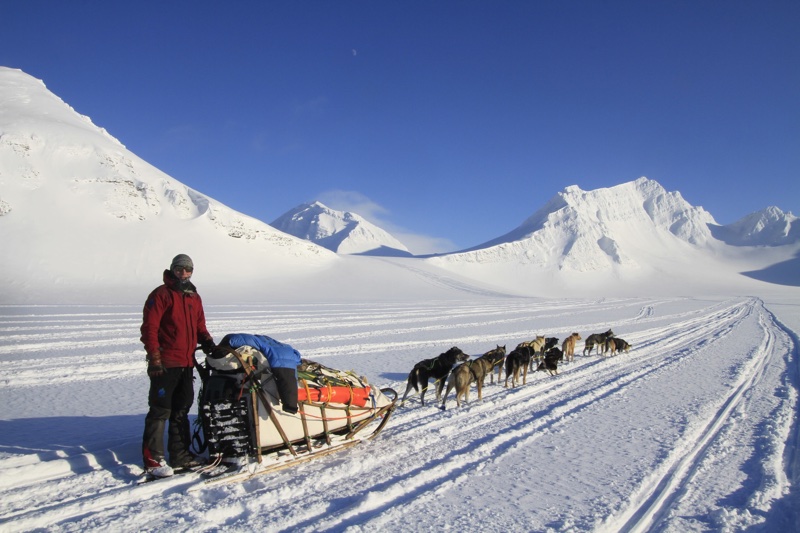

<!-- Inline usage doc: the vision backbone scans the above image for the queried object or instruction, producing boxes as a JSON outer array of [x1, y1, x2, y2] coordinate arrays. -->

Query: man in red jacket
[[140, 254, 215, 477]]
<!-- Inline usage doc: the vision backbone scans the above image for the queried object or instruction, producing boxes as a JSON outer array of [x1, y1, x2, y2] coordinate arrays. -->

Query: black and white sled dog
[[400, 347, 469, 406]]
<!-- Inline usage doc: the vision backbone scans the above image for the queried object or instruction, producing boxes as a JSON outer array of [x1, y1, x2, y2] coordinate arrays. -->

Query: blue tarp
[[222, 333, 302, 370]]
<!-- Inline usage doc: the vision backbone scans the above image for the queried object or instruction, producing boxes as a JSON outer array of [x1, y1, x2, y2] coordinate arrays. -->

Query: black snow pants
[[142, 366, 194, 467]]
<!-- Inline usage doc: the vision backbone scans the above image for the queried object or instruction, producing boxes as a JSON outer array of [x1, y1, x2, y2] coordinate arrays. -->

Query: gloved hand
[[147, 351, 166, 378], [201, 339, 216, 356]]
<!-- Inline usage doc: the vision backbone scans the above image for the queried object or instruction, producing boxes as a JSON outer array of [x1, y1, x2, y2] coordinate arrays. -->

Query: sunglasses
[[173, 266, 194, 273]]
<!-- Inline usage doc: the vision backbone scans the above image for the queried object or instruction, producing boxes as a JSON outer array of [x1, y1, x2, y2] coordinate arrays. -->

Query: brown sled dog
[[441, 357, 495, 409], [562, 333, 581, 362], [518, 336, 545, 371], [400, 346, 469, 406], [476, 345, 506, 385]]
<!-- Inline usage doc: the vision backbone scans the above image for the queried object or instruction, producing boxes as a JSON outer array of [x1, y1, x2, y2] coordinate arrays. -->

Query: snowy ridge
[[0, 67, 335, 304], [271, 201, 411, 256], [710, 206, 800, 246], [426, 178, 800, 296], [1, 65, 798, 304], [450, 177, 717, 269]]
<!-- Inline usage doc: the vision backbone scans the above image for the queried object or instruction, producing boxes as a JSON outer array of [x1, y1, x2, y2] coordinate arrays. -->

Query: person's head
[[170, 254, 194, 282]]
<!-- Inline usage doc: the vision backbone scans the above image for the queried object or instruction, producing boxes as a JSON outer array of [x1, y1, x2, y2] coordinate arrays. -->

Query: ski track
[[0, 296, 796, 532], [264, 300, 756, 532]]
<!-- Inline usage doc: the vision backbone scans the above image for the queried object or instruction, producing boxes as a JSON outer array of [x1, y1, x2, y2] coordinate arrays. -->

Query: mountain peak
[[710, 206, 799, 246], [271, 202, 411, 256], [447, 177, 718, 272], [0, 67, 335, 303]]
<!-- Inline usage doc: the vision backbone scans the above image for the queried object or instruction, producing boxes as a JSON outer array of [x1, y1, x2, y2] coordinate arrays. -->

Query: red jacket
[[140, 270, 213, 368]]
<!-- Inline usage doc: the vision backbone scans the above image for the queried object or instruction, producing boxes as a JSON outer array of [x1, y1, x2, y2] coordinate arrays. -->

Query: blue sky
[[4, 1, 798, 253]]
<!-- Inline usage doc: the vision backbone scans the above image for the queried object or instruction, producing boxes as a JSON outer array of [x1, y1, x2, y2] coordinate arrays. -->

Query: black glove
[[147, 352, 166, 378], [201, 339, 216, 356]]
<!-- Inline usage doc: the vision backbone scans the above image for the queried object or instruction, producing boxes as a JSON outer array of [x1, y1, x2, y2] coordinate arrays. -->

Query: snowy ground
[[1, 294, 799, 532]]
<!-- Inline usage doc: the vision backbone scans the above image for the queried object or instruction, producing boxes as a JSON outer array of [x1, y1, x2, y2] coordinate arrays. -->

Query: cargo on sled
[[193, 333, 397, 486]]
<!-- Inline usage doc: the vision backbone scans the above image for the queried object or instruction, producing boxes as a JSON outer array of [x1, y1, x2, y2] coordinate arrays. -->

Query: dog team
[[400, 329, 632, 410]]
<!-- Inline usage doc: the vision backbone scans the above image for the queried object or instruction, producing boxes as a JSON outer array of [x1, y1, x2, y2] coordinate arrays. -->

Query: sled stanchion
[[251, 389, 262, 463], [320, 404, 332, 445], [299, 379, 323, 448], [298, 403, 313, 451]]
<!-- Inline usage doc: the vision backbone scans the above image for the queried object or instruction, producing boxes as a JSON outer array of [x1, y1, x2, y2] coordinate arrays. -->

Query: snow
[[1, 293, 799, 532], [2, 66, 800, 532], [711, 207, 800, 247]]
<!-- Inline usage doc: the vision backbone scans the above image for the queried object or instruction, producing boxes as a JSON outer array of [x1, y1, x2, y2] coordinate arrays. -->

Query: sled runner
[[191, 334, 397, 487], [137, 459, 239, 484]]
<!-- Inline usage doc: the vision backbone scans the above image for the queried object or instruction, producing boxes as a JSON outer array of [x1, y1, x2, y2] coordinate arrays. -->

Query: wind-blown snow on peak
[[271, 201, 411, 256], [0, 67, 335, 304], [531, 177, 715, 244], [0, 67, 124, 148], [455, 177, 716, 267], [710, 206, 800, 246]]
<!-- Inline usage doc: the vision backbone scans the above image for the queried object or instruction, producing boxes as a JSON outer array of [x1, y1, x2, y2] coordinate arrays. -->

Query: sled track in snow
[[608, 300, 773, 531], [375, 299, 794, 533], [0, 297, 795, 532], [0, 465, 195, 531], [608, 300, 799, 533]]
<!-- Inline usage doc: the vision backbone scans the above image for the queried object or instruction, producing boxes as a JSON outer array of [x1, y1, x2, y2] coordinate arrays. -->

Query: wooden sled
[[196, 344, 397, 488]]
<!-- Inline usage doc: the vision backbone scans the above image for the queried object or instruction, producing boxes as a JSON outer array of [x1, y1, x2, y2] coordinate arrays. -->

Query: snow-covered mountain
[[427, 178, 799, 295], [1, 66, 797, 304], [710, 206, 799, 246], [453, 178, 717, 269], [271, 201, 411, 256], [0, 67, 337, 304]]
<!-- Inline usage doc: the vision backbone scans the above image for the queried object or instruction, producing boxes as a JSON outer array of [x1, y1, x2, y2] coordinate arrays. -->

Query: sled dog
[[609, 337, 631, 354], [400, 347, 469, 406], [537, 347, 563, 376], [441, 357, 494, 409], [603, 337, 617, 356], [504, 344, 535, 388], [519, 336, 546, 371], [544, 337, 559, 353], [477, 345, 506, 385], [583, 330, 614, 356], [562, 333, 581, 362]]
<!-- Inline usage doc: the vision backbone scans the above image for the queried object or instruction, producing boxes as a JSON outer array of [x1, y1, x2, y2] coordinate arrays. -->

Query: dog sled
[[192, 334, 397, 487]]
